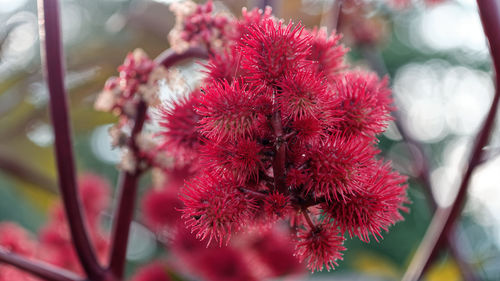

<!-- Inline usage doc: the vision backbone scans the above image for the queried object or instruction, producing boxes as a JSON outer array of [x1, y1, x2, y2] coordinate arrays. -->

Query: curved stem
[[402, 0, 500, 279], [0, 248, 83, 281], [37, 0, 103, 279], [154, 47, 208, 67]]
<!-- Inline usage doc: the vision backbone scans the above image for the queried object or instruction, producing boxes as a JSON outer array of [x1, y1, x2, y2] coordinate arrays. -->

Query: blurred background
[[1, 0, 500, 280]]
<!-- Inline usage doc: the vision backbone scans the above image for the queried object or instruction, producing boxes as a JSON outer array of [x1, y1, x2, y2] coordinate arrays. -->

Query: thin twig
[[37, 0, 103, 279], [402, 0, 500, 279], [0, 248, 83, 281]]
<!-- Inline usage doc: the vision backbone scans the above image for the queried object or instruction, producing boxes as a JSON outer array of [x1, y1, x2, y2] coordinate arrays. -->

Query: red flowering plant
[[1, 0, 500, 281], [157, 0, 409, 272]]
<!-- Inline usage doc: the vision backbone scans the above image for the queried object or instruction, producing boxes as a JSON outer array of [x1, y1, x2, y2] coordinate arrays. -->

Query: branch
[[37, 0, 103, 279], [402, 0, 500, 279], [107, 47, 209, 279], [0, 248, 83, 281], [154, 47, 208, 67], [107, 101, 147, 279]]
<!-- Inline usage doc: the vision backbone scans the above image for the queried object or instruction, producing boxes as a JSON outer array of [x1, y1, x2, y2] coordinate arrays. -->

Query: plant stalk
[[37, 0, 103, 279]]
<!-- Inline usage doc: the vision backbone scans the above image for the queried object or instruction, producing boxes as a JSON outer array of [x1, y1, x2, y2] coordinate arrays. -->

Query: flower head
[[294, 222, 346, 272], [181, 172, 256, 246], [324, 161, 408, 242], [202, 138, 263, 184], [307, 27, 347, 80], [159, 90, 202, 162], [197, 80, 267, 142], [306, 134, 377, 201], [238, 19, 311, 83], [332, 70, 393, 138]]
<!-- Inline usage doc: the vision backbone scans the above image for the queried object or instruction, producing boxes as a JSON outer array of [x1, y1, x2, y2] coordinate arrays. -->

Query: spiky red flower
[[278, 70, 329, 121], [159, 90, 202, 162], [306, 134, 377, 201], [232, 6, 273, 44], [290, 117, 324, 146], [203, 49, 243, 83], [294, 222, 346, 272], [181, 172, 256, 246], [332, 70, 393, 138], [324, 161, 408, 242], [202, 138, 263, 184], [131, 262, 171, 281], [263, 192, 292, 221], [238, 19, 311, 83], [307, 27, 347, 81], [197, 80, 266, 142]]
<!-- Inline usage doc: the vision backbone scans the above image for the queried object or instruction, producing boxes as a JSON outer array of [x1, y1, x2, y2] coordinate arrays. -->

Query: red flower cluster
[[160, 3, 409, 272]]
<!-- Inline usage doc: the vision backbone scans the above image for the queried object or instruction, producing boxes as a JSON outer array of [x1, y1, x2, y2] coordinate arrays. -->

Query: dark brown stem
[[271, 110, 287, 193], [37, 0, 103, 279], [0, 248, 83, 281], [107, 101, 147, 279], [402, 0, 500, 279]]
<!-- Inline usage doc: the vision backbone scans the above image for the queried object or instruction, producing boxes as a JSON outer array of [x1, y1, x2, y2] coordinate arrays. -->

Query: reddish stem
[[271, 110, 287, 193], [154, 47, 208, 67], [107, 101, 147, 279], [0, 248, 83, 281], [333, 0, 343, 31], [402, 0, 500, 279], [37, 0, 103, 279], [302, 209, 316, 230]]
